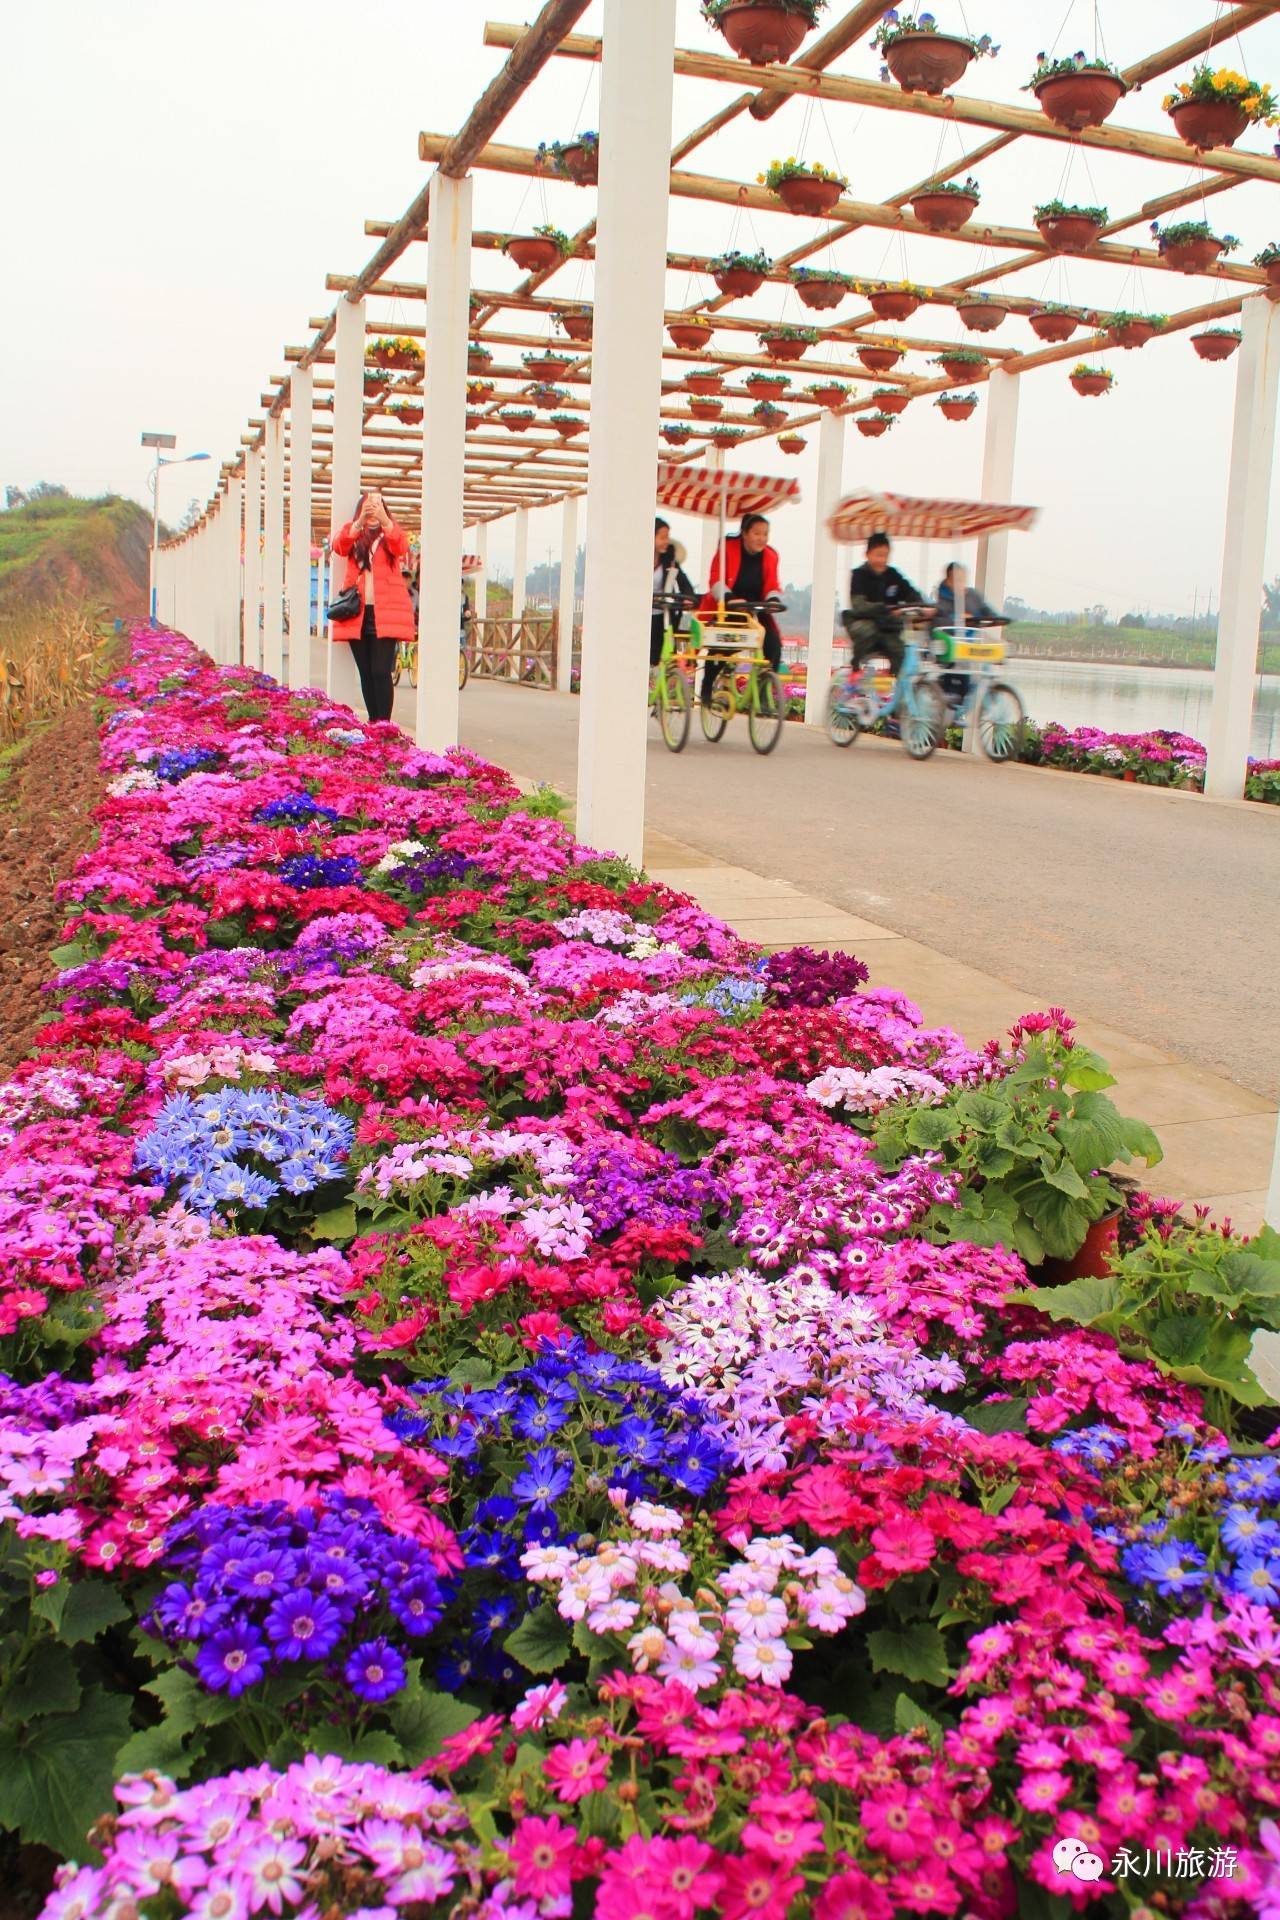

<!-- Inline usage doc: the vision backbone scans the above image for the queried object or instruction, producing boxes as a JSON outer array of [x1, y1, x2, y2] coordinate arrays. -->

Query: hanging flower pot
[[778, 434, 807, 453], [711, 254, 771, 299], [468, 380, 496, 405], [505, 231, 566, 274], [369, 337, 424, 372], [662, 424, 693, 445], [1168, 95, 1250, 151], [686, 370, 727, 394], [688, 396, 725, 419], [1158, 232, 1230, 274], [1192, 328, 1242, 360], [668, 318, 714, 350], [528, 384, 566, 411], [465, 411, 482, 431], [882, 31, 978, 94], [753, 402, 787, 427], [762, 160, 848, 217], [538, 134, 600, 185], [936, 393, 978, 420], [1028, 306, 1079, 343], [790, 270, 852, 311], [806, 382, 850, 407], [759, 327, 816, 362], [524, 353, 572, 380], [500, 409, 535, 432], [910, 183, 980, 232], [1034, 203, 1108, 253], [1106, 316, 1161, 350], [1032, 64, 1127, 131], [857, 415, 891, 437], [1069, 366, 1114, 397], [364, 372, 389, 398], [551, 413, 587, 437], [709, 425, 745, 447], [868, 288, 921, 322], [388, 403, 423, 427], [857, 345, 902, 373], [873, 388, 910, 414], [1257, 247, 1280, 288], [706, 0, 816, 66], [558, 309, 594, 342], [956, 299, 1008, 332], [468, 345, 493, 371], [745, 372, 790, 397]]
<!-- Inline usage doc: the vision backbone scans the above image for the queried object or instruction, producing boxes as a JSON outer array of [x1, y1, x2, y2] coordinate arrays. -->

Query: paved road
[[387, 677, 1279, 1098]]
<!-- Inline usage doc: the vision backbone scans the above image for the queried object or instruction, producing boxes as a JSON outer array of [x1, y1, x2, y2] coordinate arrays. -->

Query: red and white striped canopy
[[655, 461, 801, 522], [461, 553, 483, 574], [829, 491, 1038, 542]]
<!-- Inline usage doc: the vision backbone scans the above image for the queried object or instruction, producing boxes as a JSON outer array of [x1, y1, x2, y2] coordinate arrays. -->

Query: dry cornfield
[[0, 599, 115, 745]]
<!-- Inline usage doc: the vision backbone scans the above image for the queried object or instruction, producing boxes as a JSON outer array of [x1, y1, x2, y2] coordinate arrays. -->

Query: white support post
[[225, 470, 244, 666], [328, 293, 366, 710], [698, 447, 724, 582], [975, 366, 1020, 610], [244, 446, 263, 670], [262, 415, 285, 680], [474, 523, 488, 621], [1206, 294, 1280, 800], [556, 494, 579, 691], [207, 504, 223, 662], [803, 409, 846, 726], [1267, 1114, 1280, 1231], [287, 366, 314, 689], [576, 0, 677, 864], [416, 169, 473, 750], [511, 505, 529, 623]]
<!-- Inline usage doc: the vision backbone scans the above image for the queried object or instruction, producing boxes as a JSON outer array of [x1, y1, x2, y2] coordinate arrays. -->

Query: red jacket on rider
[[700, 537, 782, 612]]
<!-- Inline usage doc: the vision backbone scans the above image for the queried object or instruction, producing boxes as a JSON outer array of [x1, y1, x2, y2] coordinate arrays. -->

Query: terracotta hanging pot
[[1192, 330, 1241, 360], [874, 391, 910, 414], [688, 397, 725, 419], [505, 235, 562, 273], [686, 371, 726, 394], [745, 373, 788, 396], [956, 300, 1007, 331], [714, 2, 811, 65], [662, 425, 692, 444], [910, 189, 979, 233], [857, 345, 902, 373], [370, 346, 421, 371], [528, 355, 572, 380], [808, 384, 848, 407], [1160, 235, 1226, 273], [884, 32, 973, 94], [668, 320, 714, 350], [1028, 308, 1079, 343], [793, 276, 848, 311], [1108, 320, 1157, 349], [465, 411, 482, 431], [1034, 70, 1126, 130], [559, 311, 594, 342], [868, 289, 921, 322], [938, 398, 976, 420], [778, 434, 807, 453], [857, 416, 889, 437], [1169, 96, 1250, 150], [1070, 372, 1112, 396], [501, 411, 535, 431], [1036, 213, 1105, 253], [554, 417, 587, 437], [391, 405, 423, 426], [468, 347, 493, 369], [761, 334, 810, 362], [530, 388, 561, 409], [940, 356, 984, 383], [775, 173, 844, 216], [754, 404, 787, 426], [556, 140, 599, 185], [713, 266, 768, 298], [710, 426, 742, 446], [468, 381, 495, 404]]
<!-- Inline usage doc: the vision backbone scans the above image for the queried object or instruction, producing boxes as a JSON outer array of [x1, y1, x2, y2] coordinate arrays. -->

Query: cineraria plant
[[922, 173, 982, 195], [1152, 218, 1240, 250], [872, 11, 998, 56], [708, 246, 773, 275], [529, 223, 572, 254], [1029, 49, 1122, 84], [703, 0, 825, 22], [535, 130, 599, 174], [758, 322, 820, 343], [933, 344, 986, 363], [759, 156, 849, 189], [1034, 198, 1109, 224], [791, 265, 855, 286], [1256, 241, 1280, 265], [1106, 310, 1168, 330]]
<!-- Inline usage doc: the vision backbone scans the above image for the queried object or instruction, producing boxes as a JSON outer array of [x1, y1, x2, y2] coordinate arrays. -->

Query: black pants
[[650, 613, 666, 668], [843, 612, 904, 677], [349, 607, 396, 722], [701, 612, 782, 705]]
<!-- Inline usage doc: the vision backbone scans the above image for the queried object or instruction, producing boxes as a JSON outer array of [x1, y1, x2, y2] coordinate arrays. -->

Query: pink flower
[[814, 1870, 894, 1920], [719, 1853, 803, 1920], [543, 1736, 609, 1804], [507, 1814, 579, 1901], [867, 1515, 935, 1573], [1016, 1769, 1073, 1813]]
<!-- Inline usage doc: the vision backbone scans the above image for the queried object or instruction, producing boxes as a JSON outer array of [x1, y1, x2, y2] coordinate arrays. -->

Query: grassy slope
[[0, 494, 152, 619]]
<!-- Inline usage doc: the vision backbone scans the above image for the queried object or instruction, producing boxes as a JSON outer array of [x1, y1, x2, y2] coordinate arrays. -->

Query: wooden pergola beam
[[1120, 4, 1280, 87], [747, 1, 886, 120]]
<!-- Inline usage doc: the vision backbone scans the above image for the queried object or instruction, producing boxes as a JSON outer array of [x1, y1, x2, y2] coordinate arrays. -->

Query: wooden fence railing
[[468, 614, 557, 687]]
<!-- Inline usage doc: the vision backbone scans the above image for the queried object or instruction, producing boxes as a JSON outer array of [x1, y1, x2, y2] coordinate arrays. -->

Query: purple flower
[[263, 1588, 345, 1660], [195, 1622, 269, 1695], [343, 1637, 407, 1702]]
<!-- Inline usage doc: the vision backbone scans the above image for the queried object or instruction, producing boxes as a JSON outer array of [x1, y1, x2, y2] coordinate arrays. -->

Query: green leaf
[[1012, 1274, 1121, 1326], [971, 1139, 1016, 1179], [1039, 1160, 1089, 1200], [322, 1727, 406, 1765], [57, 1578, 131, 1646], [114, 1718, 204, 1782], [142, 1665, 238, 1737], [4, 1642, 81, 1720], [1116, 1113, 1163, 1168], [308, 1202, 358, 1242], [1059, 1045, 1115, 1092], [867, 1624, 951, 1688], [0, 1692, 132, 1858], [893, 1692, 943, 1741], [388, 1663, 479, 1764], [964, 1397, 1028, 1435], [1149, 1314, 1211, 1365], [903, 1108, 959, 1150], [49, 939, 95, 970], [504, 1604, 572, 1675], [1220, 1250, 1280, 1300]]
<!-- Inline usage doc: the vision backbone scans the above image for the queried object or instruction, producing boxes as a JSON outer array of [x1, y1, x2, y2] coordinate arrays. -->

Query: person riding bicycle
[[843, 532, 923, 680], [933, 563, 1008, 704], [699, 513, 783, 708], [652, 518, 696, 666]]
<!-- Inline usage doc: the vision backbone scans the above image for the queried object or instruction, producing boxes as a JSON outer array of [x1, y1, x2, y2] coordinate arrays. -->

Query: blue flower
[[1122, 1539, 1209, 1596], [195, 1623, 269, 1695], [263, 1589, 345, 1661], [1226, 1459, 1280, 1503], [472, 1595, 516, 1644], [344, 1637, 407, 1702], [1227, 1553, 1280, 1607], [1220, 1505, 1280, 1558], [387, 1575, 444, 1638], [227, 1549, 298, 1600], [511, 1449, 573, 1508]]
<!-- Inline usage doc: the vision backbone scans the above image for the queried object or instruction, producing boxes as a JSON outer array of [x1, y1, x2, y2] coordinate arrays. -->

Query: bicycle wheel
[[458, 648, 469, 691], [826, 678, 859, 748], [407, 644, 419, 690], [748, 670, 785, 756], [902, 676, 947, 760], [977, 680, 1025, 762], [391, 645, 404, 688], [700, 678, 732, 742], [659, 668, 691, 752]]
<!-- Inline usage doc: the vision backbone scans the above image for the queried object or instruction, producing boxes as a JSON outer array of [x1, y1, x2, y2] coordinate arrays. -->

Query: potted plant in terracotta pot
[[558, 308, 594, 342], [662, 423, 693, 445], [523, 351, 574, 381], [790, 266, 854, 310], [363, 369, 389, 399], [1034, 198, 1108, 252], [758, 322, 819, 362], [1029, 51, 1126, 129], [1152, 218, 1239, 273], [1027, 303, 1080, 343], [1069, 362, 1114, 397], [467, 378, 496, 406], [956, 294, 1008, 331], [1192, 327, 1242, 360], [753, 399, 789, 427], [1163, 64, 1278, 151], [499, 408, 536, 431], [761, 155, 848, 216], [550, 412, 587, 437], [528, 383, 568, 411], [935, 391, 978, 420], [504, 224, 572, 274], [1255, 241, 1280, 288], [468, 344, 494, 372], [386, 399, 423, 427], [933, 344, 987, 383], [856, 342, 903, 373], [866, 279, 927, 322], [702, 0, 826, 66], [857, 411, 897, 437], [744, 370, 791, 397], [709, 424, 746, 447], [872, 11, 997, 95], [688, 395, 726, 419], [872, 387, 911, 413], [710, 247, 773, 298], [536, 130, 600, 186], [1104, 310, 1166, 350], [369, 335, 424, 372], [778, 433, 807, 452], [805, 378, 851, 406], [685, 369, 727, 394], [909, 175, 982, 231], [465, 410, 483, 432], [668, 314, 715, 349]]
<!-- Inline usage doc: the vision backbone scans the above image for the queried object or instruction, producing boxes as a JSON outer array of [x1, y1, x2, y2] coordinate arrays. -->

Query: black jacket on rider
[[848, 562, 923, 627]]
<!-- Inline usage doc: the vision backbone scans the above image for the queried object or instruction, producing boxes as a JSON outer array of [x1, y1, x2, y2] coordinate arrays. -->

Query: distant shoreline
[[1008, 647, 1280, 677]]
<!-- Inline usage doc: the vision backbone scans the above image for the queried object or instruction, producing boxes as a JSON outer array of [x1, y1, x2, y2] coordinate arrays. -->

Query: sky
[[4, 0, 1280, 618]]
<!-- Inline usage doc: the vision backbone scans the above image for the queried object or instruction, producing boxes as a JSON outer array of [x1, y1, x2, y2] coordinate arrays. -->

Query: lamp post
[[142, 433, 210, 626]]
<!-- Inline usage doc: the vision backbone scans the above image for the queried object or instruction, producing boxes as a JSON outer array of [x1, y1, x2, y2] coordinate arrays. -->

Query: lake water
[[1006, 657, 1280, 759]]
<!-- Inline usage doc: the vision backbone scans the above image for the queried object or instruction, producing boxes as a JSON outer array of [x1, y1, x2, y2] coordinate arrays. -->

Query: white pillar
[[262, 415, 285, 680], [287, 366, 314, 689], [511, 505, 529, 622], [474, 522, 488, 621], [803, 410, 846, 726], [1266, 1114, 1280, 1230], [975, 366, 1020, 609], [556, 494, 579, 691], [328, 293, 366, 710], [576, 0, 677, 864], [416, 169, 473, 751], [697, 447, 725, 583], [225, 470, 244, 665], [1206, 294, 1280, 801], [244, 445, 263, 670]]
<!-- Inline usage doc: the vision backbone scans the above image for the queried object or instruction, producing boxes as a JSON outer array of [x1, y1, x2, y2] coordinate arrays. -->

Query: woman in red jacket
[[699, 513, 784, 708], [330, 491, 416, 721]]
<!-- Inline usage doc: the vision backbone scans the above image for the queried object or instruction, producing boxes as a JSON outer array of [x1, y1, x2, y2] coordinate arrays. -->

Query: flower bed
[[3, 627, 1279, 1920], [1019, 718, 1280, 802]]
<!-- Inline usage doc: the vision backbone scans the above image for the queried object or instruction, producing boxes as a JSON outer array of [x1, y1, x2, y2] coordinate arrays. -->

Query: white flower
[[731, 1636, 793, 1685]]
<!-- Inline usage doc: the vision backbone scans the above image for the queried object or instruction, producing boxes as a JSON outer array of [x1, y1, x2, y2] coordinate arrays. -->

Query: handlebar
[[721, 595, 787, 614], [651, 592, 701, 610]]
